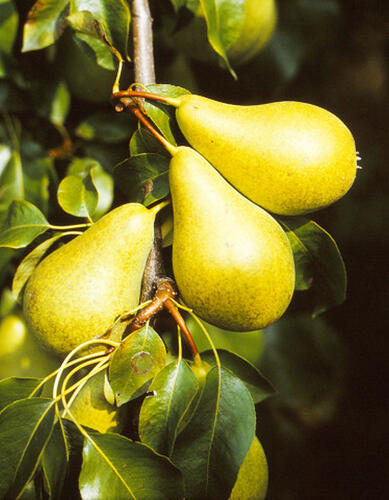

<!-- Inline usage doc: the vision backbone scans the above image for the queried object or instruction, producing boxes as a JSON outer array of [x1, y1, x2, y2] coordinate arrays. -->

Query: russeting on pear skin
[[166, 95, 357, 215], [170, 147, 295, 331], [23, 203, 157, 357]]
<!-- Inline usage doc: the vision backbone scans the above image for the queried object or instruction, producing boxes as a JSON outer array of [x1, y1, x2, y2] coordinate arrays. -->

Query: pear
[[163, 95, 357, 215], [23, 203, 158, 357], [0, 314, 59, 380], [68, 370, 125, 433], [229, 436, 268, 500], [170, 147, 295, 331]]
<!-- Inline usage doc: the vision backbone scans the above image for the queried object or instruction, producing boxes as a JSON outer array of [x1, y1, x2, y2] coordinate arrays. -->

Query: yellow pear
[[170, 146, 295, 331], [23, 203, 159, 357], [68, 369, 125, 433], [163, 95, 357, 215], [0, 314, 59, 380], [229, 436, 268, 500], [171, 0, 277, 66]]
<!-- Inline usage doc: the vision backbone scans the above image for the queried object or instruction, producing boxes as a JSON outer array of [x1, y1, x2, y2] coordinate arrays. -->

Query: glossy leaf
[[22, 0, 69, 52], [12, 231, 77, 300], [79, 432, 184, 499], [280, 216, 347, 315], [0, 150, 24, 223], [199, 0, 245, 78], [0, 377, 42, 412], [172, 366, 256, 499], [75, 111, 135, 144], [41, 420, 69, 499], [71, 30, 116, 70], [115, 153, 170, 207], [109, 324, 167, 406], [144, 84, 191, 145], [57, 170, 98, 218], [0, 0, 19, 54], [0, 397, 55, 499], [48, 80, 71, 126], [129, 128, 168, 157], [69, 0, 130, 60], [0, 200, 50, 248], [202, 349, 274, 404], [67, 157, 113, 218], [139, 359, 199, 456]]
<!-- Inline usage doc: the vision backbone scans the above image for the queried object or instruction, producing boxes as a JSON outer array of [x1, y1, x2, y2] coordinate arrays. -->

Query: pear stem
[[149, 199, 171, 217], [49, 223, 92, 231], [126, 102, 178, 156], [112, 89, 181, 108]]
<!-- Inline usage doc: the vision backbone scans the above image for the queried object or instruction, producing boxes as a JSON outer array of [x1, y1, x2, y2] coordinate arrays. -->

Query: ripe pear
[[23, 203, 158, 357], [68, 370, 125, 433], [0, 314, 59, 380], [171, 0, 276, 66], [164, 95, 357, 215], [169, 146, 295, 331], [229, 436, 268, 500]]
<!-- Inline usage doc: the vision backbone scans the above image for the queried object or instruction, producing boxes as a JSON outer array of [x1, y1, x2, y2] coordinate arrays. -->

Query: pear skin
[[23, 204, 156, 357], [170, 147, 295, 331], [169, 95, 357, 215], [229, 436, 268, 500]]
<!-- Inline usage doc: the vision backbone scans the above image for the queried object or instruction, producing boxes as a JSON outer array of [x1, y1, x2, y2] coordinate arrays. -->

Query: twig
[[130, 0, 164, 302]]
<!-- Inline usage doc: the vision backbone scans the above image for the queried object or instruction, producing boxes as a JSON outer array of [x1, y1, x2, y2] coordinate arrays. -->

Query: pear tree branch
[[130, 0, 164, 302]]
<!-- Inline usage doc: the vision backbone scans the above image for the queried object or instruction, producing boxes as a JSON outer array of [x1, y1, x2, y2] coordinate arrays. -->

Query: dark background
[[154, 0, 388, 498]]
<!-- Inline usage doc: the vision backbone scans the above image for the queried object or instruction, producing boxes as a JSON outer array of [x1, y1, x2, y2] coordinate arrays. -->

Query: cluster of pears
[[157, 92, 356, 332]]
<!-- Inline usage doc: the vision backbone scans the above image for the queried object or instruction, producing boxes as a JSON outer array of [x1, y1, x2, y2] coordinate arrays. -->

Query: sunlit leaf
[[22, 0, 70, 52], [79, 433, 184, 499], [199, 0, 245, 78], [67, 157, 113, 218], [69, 0, 131, 60], [139, 359, 199, 456], [0, 377, 42, 412], [49, 80, 71, 126], [280, 216, 347, 315], [0, 0, 19, 55], [57, 170, 98, 218], [109, 324, 167, 406], [12, 231, 77, 300], [202, 349, 274, 404], [0, 200, 50, 248], [172, 366, 256, 499], [41, 420, 69, 499], [114, 153, 169, 207], [0, 398, 55, 499], [144, 84, 191, 145], [0, 150, 24, 220]]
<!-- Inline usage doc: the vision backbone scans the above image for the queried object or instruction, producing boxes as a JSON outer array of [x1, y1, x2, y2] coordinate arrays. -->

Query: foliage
[[0, 0, 352, 498]]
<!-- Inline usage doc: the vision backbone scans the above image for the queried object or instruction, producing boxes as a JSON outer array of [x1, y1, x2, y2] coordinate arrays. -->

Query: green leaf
[[129, 128, 169, 157], [79, 433, 184, 499], [202, 349, 274, 404], [69, 0, 131, 60], [75, 111, 135, 144], [22, 0, 69, 52], [0, 397, 55, 499], [172, 366, 256, 499], [280, 216, 347, 315], [41, 420, 69, 499], [20, 149, 52, 216], [139, 359, 199, 456], [0, 199, 50, 248], [40, 79, 71, 126], [0, 0, 19, 55], [12, 231, 76, 300], [67, 157, 113, 219], [0, 150, 24, 222], [114, 153, 170, 207], [109, 324, 167, 406], [144, 84, 191, 145], [0, 377, 42, 412], [57, 170, 98, 218], [199, 0, 246, 79]]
